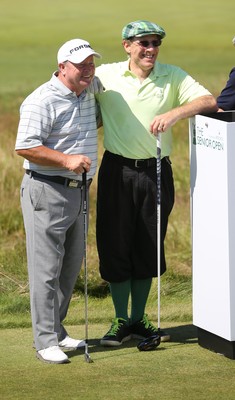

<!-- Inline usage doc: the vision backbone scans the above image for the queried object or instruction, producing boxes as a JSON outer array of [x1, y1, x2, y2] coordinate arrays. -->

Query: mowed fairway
[[1, 0, 235, 399], [2, 322, 235, 400]]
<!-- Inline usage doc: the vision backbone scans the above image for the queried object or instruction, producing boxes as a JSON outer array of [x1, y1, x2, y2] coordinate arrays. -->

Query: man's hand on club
[[65, 154, 91, 174], [150, 109, 180, 135]]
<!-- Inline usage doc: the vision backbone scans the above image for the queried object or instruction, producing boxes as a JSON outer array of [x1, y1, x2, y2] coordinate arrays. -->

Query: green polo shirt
[[95, 60, 211, 158]]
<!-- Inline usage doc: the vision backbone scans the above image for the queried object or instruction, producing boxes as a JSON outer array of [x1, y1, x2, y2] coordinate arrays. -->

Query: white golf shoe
[[59, 335, 85, 350], [37, 346, 69, 364]]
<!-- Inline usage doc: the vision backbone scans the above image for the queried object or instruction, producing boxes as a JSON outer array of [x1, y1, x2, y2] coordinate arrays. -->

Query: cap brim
[[70, 50, 101, 63], [135, 32, 164, 38]]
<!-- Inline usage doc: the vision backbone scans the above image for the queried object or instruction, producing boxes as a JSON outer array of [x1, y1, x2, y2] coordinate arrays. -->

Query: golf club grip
[[156, 136, 161, 206], [82, 170, 87, 187], [82, 171, 87, 213]]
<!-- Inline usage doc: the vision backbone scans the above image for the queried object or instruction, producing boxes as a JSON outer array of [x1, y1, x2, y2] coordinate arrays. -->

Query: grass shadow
[[66, 324, 198, 360], [165, 324, 198, 344]]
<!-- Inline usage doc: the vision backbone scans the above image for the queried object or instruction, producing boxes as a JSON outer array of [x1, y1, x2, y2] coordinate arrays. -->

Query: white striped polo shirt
[[15, 73, 103, 180]]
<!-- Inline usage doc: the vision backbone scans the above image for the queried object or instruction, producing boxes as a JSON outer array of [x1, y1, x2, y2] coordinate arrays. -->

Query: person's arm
[[150, 95, 218, 135], [217, 68, 235, 111], [16, 96, 92, 175], [16, 146, 91, 175]]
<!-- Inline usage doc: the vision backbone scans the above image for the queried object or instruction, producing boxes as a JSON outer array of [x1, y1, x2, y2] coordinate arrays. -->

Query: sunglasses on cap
[[131, 39, 162, 48]]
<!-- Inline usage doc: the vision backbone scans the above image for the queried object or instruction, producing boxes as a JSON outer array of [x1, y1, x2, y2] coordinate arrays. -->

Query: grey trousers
[[20, 173, 86, 351]]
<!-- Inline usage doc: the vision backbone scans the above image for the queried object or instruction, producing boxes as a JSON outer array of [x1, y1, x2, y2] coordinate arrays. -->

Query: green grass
[[1, 0, 235, 398], [0, 286, 234, 399], [2, 323, 235, 400]]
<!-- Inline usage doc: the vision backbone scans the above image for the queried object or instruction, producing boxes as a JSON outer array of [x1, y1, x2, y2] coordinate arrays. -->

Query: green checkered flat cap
[[122, 20, 166, 39]]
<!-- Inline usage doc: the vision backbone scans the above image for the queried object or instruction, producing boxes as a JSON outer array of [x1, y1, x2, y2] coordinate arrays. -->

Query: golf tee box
[[189, 112, 235, 359]]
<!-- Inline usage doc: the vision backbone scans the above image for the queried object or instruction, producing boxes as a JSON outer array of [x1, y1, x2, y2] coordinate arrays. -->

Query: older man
[[95, 20, 218, 347], [15, 39, 103, 363]]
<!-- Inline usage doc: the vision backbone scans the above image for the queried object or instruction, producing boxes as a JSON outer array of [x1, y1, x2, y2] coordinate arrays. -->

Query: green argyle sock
[[130, 278, 152, 324], [109, 280, 131, 322]]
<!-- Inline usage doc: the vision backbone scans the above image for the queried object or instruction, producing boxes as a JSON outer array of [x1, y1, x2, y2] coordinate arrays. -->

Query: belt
[[105, 151, 156, 169], [26, 170, 92, 188]]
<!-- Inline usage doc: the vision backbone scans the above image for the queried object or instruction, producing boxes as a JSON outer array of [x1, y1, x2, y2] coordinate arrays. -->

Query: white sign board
[[190, 112, 235, 341]]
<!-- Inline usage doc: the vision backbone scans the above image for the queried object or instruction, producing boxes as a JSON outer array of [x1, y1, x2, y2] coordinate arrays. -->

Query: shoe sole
[[36, 353, 70, 364], [100, 334, 132, 347], [59, 344, 85, 351], [132, 334, 171, 342]]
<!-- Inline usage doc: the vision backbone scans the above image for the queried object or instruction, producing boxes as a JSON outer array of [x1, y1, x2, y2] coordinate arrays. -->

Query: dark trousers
[[96, 151, 175, 282]]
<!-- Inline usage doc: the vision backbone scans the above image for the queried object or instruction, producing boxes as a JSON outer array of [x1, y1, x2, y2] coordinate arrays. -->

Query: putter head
[[137, 334, 161, 351], [84, 353, 94, 363]]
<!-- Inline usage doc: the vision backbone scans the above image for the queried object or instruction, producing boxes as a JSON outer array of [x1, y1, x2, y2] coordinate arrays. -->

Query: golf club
[[82, 171, 93, 363], [137, 133, 161, 352], [156, 132, 161, 336]]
